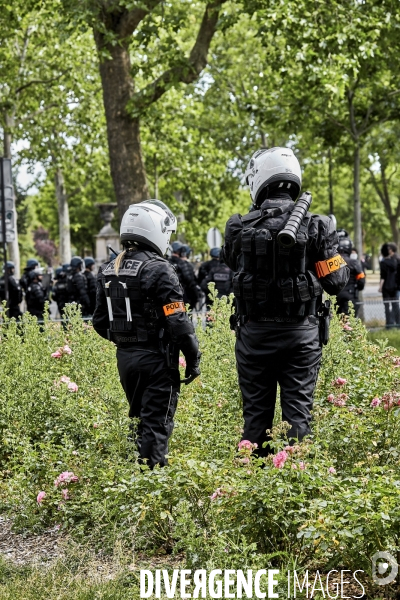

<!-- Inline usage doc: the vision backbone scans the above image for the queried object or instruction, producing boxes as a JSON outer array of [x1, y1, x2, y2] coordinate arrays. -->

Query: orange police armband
[[315, 254, 347, 279], [355, 272, 365, 280], [163, 301, 186, 316]]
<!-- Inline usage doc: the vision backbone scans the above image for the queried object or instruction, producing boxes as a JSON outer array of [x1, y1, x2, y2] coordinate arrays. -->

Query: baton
[[107, 245, 120, 257]]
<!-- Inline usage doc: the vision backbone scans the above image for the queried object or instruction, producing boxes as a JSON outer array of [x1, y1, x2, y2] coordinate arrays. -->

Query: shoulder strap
[[241, 205, 289, 229]]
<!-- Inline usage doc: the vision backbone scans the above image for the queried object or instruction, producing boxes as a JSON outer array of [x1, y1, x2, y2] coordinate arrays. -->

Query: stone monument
[[95, 203, 120, 266]]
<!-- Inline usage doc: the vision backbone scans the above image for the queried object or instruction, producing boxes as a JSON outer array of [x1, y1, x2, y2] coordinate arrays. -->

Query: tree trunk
[[353, 142, 363, 253], [3, 112, 21, 278], [94, 37, 149, 219], [389, 215, 399, 246], [55, 167, 71, 264]]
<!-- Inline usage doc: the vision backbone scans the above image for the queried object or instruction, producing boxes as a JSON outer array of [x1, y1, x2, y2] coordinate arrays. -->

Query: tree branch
[[129, 0, 227, 114], [18, 103, 59, 123], [327, 115, 352, 136], [117, 0, 162, 37], [15, 70, 69, 95], [367, 166, 392, 216]]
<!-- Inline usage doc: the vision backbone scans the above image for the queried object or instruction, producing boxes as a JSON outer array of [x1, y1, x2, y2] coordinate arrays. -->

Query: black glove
[[177, 332, 201, 384], [183, 352, 201, 385]]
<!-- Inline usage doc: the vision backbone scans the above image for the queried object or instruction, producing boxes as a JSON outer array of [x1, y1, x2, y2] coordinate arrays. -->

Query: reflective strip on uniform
[[315, 255, 347, 278], [104, 281, 114, 321], [119, 281, 133, 321], [355, 272, 365, 280], [163, 301, 186, 316]]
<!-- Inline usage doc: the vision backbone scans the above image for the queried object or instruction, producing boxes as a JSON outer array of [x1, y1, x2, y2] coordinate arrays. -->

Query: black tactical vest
[[209, 263, 233, 297], [100, 251, 165, 343], [233, 206, 322, 318]]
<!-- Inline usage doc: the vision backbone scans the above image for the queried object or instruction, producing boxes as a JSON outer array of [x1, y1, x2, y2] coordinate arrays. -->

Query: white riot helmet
[[245, 147, 302, 205], [120, 200, 177, 256]]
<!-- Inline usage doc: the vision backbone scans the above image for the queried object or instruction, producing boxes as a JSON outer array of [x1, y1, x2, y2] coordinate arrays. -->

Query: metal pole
[[0, 158, 9, 304]]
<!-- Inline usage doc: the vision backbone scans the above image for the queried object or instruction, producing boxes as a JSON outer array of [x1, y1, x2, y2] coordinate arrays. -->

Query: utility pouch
[[319, 299, 331, 346]]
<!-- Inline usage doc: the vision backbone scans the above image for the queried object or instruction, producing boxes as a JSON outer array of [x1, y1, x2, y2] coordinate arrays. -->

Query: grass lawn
[[367, 328, 400, 352]]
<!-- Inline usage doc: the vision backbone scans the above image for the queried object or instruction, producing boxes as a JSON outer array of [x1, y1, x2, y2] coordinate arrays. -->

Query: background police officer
[[221, 147, 349, 456], [336, 236, 365, 316], [84, 257, 97, 315], [197, 247, 221, 287], [93, 200, 201, 468], [20, 258, 39, 293], [169, 241, 200, 310], [26, 268, 47, 320], [52, 265, 70, 318], [0, 262, 22, 318], [68, 256, 91, 316], [200, 248, 233, 305]]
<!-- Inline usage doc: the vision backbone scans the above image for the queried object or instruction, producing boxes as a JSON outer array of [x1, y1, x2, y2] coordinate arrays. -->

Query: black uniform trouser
[[235, 318, 322, 456], [382, 292, 400, 327], [116, 348, 180, 468], [7, 306, 22, 319], [336, 292, 360, 317]]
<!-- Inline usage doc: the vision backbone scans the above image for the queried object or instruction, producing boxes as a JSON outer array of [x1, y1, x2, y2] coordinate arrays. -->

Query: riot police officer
[[197, 248, 221, 286], [52, 266, 70, 317], [221, 147, 349, 456], [20, 258, 39, 293], [93, 200, 201, 468], [26, 269, 47, 320], [67, 257, 91, 316], [169, 242, 200, 310], [84, 257, 97, 314], [200, 248, 233, 305], [336, 237, 365, 316], [0, 262, 22, 318]]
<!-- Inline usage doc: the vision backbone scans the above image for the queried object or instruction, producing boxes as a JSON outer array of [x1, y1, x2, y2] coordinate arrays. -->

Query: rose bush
[[0, 297, 400, 592]]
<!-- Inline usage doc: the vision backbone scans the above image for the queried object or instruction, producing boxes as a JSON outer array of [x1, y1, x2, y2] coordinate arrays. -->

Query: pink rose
[[210, 488, 223, 501], [37, 491, 46, 504], [63, 345, 72, 355], [328, 466, 336, 474], [299, 461, 306, 470], [54, 471, 78, 487], [179, 357, 186, 368], [333, 377, 347, 386], [284, 445, 295, 454], [238, 440, 253, 451], [291, 463, 297, 469], [51, 350, 62, 358], [327, 394, 335, 403], [67, 382, 78, 392], [273, 450, 288, 469], [59, 376, 71, 383], [93, 423, 99, 428], [217, 403, 222, 408], [333, 398, 346, 407], [343, 324, 353, 331], [371, 397, 381, 407], [62, 489, 70, 500]]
